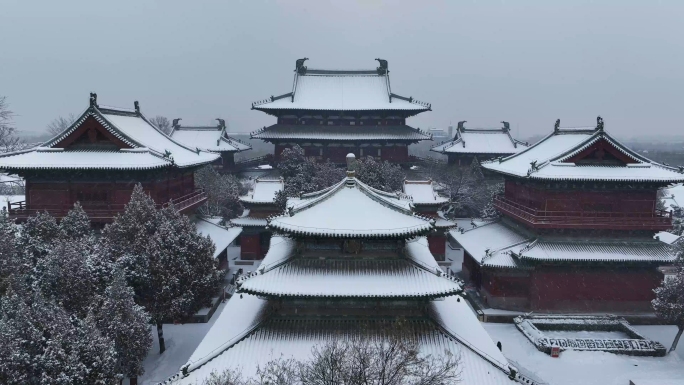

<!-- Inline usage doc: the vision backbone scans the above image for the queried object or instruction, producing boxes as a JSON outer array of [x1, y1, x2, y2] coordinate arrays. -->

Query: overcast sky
[[1, 1, 683, 139]]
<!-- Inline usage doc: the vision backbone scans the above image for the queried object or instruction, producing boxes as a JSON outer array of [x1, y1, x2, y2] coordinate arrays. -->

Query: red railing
[[7, 189, 207, 222], [493, 196, 672, 230]]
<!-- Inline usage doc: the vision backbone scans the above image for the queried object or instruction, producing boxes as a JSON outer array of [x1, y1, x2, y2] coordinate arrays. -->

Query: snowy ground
[[136, 301, 227, 385], [484, 323, 684, 385]]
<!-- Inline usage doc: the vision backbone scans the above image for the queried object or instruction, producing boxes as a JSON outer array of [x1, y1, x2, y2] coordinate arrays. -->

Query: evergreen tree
[[278, 145, 344, 197], [0, 286, 118, 385], [0, 209, 21, 295], [102, 185, 221, 354], [102, 184, 159, 295], [354, 156, 405, 192], [652, 270, 684, 353], [59, 202, 92, 239], [33, 237, 109, 317], [144, 204, 221, 353], [92, 267, 152, 381], [195, 165, 243, 220], [18, 211, 60, 262]]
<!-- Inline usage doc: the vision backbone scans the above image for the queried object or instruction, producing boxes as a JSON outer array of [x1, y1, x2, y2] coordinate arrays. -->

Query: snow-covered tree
[[46, 113, 77, 135], [354, 156, 405, 192], [102, 184, 159, 294], [0, 209, 21, 295], [0, 286, 118, 385], [59, 202, 93, 239], [91, 266, 152, 381], [195, 165, 243, 220], [18, 211, 60, 262], [143, 204, 221, 353], [653, 269, 684, 353], [151, 115, 172, 134], [0, 96, 22, 153], [33, 237, 110, 317], [278, 145, 344, 197]]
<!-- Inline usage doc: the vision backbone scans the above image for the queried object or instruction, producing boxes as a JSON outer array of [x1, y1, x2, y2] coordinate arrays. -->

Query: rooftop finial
[[376, 58, 388, 75], [89, 92, 97, 107], [295, 58, 308, 75], [501, 121, 510, 132], [172, 118, 181, 129], [216, 118, 226, 129], [554, 119, 560, 132], [134, 101, 140, 113], [596, 116, 604, 131], [458, 121, 467, 133], [346, 153, 356, 178]]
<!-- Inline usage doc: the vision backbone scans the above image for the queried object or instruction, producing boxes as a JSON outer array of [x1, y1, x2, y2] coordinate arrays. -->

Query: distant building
[[403, 179, 454, 259], [230, 177, 284, 260], [169, 119, 251, 173], [0, 94, 215, 223], [250, 58, 432, 164], [431, 121, 528, 165], [427, 127, 449, 138], [451, 118, 684, 313]]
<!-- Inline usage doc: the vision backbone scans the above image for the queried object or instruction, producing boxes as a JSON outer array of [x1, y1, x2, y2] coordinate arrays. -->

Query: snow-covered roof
[[452, 220, 677, 267], [514, 238, 676, 263], [482, 126, 684, 182], [252, 61, 430, 114], [269, 177, 433, 238], [403, 180, 449, 206], [237, 237, 461, 299], [168, 313, 514, 385], [170, 123, 251, 153], [450, 220, 532, 269], [0, 100, 219, 171], [431, 126, 528, 155], [239, 178, 283, 204], [655, 231, 681, 245], [194, 218, 242, 258], [229, 216, 268, 227], [251, 124, 431, 142]]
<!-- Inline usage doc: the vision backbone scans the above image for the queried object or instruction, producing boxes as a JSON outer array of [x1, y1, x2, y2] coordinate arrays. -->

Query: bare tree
[[0, 96, 22, 153], [151, 116, 172, 134], [204, 321, 461, 385], [46, 113, 77, 136]]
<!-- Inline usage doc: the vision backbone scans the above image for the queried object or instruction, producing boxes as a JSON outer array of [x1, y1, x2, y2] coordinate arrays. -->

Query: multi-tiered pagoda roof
[[250, 59, 433, 163], [162, 154, 522, 385]]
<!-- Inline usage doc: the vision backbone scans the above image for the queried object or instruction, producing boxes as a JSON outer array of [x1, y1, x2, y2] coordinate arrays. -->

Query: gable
[[563, 138, 637, 165], [53, 115, 132, 150]]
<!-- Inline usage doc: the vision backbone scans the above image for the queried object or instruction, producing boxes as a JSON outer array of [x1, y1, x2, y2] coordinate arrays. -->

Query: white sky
[[1, 0, 683, 139]]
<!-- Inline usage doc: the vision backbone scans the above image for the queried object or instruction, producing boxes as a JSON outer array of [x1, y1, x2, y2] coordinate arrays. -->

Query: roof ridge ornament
[[375, 58, 388, 75], [172, 118, 181, 129], [501, 121, 510, 132], [295, 57, 308, 75], [458, 121, 466, 133], [89, 92, 98, 107], [554, 119, 560, 133], [134, 101, 140, 114], [596, 116, 604, 131]]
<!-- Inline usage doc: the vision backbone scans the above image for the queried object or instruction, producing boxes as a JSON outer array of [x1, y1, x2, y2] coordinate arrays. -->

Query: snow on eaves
[[239, 178, 283, 204], [252, 72, 429, 112], [194, 218, 242, 258], [167, 316, 513, 385], [2, 105, 219, 170], [170, 128, 251, 153], [431, 129, 527, 155], [482, 129, 684, 182], [251, 125, 431, 141], [403, 180, 449, 206], [270, 177, 432, 238]]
